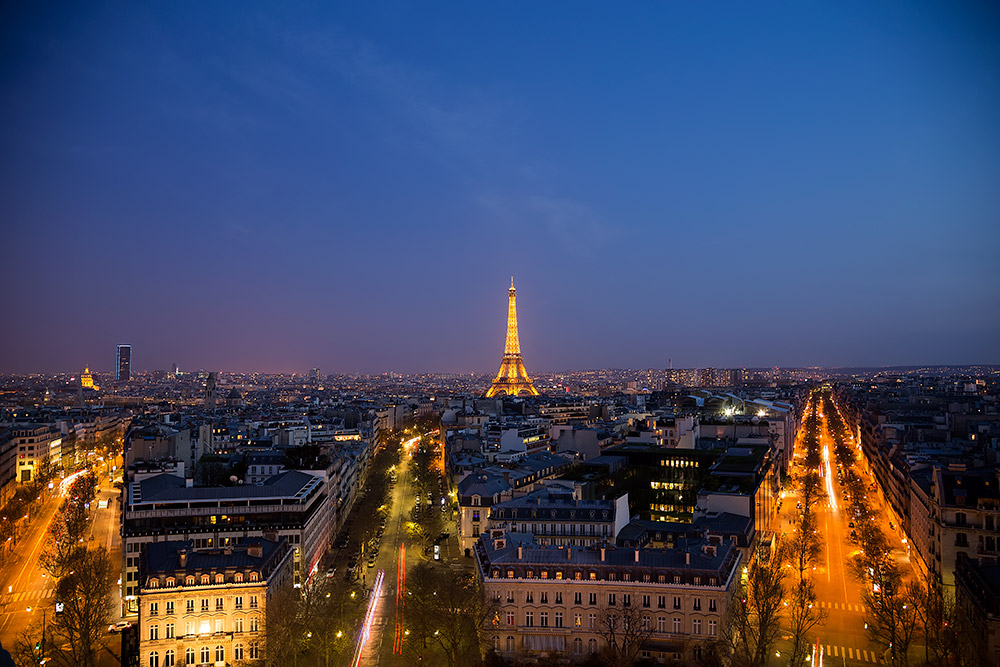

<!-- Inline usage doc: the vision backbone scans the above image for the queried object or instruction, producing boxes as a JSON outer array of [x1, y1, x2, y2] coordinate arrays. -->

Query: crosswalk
[[5, 589, 54, 604], [823, 644, 882, 663], [817, 600, 865, 613]]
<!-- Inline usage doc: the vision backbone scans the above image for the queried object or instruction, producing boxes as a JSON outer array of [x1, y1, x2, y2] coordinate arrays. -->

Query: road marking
[[862, 649, 869, 661], [848, 647, 854, 659]]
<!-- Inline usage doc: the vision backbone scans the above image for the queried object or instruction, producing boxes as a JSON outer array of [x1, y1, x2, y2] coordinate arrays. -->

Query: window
[[149, 602, 158, 616], [506, 636, 515, 652], [540, 592, 548, 604], [200, 647, 210, 663], [709, 619, 718, 636], [693, 618, 702, 635], [956, 533, 969, 547], [641, 615, 650, 631], [525, 592, 534, 603], [215, 646, 224, 662], [673, 596, 681, 610], [249, 643, 259, 659], [658, 595, 666, 609], [148, 652, 158, 667], [693, 598, 701, 611], [235, 617, 244, 633], [185, 621, 195, 636], [165, 601, 173, 616], [165, 577, 175, 587], [525, 612, 533, 627], [574, 637, 583, 654], [956, 513, 967, 526], [201, 599, 209, 612], [200, 575, 210, 585], [234, 572, 244, 583], [185, 649, 194, 665], [215, 573, 225, 584], [694, 576, 701, 585], [249, 617, 259, 632], [589, 593, 597, 605], [574, 592, 582, 605], [673, 617, 682, 633], [215, 597, 224, 611], [642, 595, 650, 608], [185, 576, 195, 586], [709, 599, 717, 612], [250, 595, 258, 609], [588, 638, 597, 654], [215, 619, 223, 633], [608, 593, 616, 606], [149, 625, 159, 641], [235, 596, 243, 610], [165, 623, 174, 639], [588, 613, 596, 629], [249, 572, 259, 583], [164, 649, 174, 667], [623, 594, 631, 607], [574, 614, 582, 627], [657, 616, 666, 633], [555, 592, 562, 604], [234, 645, 244, 660], [540, 612, 548, 627], [506, 611, 515, 626], [186, 600, 194, 614]]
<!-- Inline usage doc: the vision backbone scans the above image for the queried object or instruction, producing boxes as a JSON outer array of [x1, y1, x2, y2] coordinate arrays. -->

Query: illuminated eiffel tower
[[486, 278, 541, 398]]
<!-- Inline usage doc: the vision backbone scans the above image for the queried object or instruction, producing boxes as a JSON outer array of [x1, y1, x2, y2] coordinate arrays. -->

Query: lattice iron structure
[[486, 278, 540, 398]]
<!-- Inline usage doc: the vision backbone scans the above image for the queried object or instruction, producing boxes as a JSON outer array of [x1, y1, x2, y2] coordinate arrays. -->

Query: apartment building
[[122, 470, 334, 614], [138, 538, 293, 667], [475, 531, 741, 664], [10, 423, 61, 483]]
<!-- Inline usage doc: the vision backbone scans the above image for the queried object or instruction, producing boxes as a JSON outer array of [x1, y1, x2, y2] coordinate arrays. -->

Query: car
[[108, 621, 132, 633], [326, 567, 336, 578], [367, 559, 376, 568]]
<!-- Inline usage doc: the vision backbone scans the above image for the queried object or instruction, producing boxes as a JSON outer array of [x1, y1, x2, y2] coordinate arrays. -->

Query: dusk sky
[[1, 2, 998, 375]]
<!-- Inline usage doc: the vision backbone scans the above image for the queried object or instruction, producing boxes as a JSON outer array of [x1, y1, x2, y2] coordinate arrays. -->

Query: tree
[[905, 579, 961, 667], [404, 563, 498, 667], [785, 511, 821, 586], [300, 576, 363, 667], [853, 554, 917, 666], [264, 585, 305, 667], [11, 620, 46, 667], [50, 547, 115, 667], [594, 603, 656, 667], [38, 523, 85, 581], [728, 548, 786, 667], [785, 580, 827, 667]]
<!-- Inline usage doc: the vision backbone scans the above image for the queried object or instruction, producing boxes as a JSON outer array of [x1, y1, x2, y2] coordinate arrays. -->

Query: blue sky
[[1, 1, 998, 374]]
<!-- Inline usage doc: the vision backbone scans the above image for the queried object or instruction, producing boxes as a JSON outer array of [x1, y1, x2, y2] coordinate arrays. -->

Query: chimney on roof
[[247, 542, 263, 558], [567, 547, 572, 561], [600, 547, 606, 562], [185, 478, 193, 488], [685, 551, 691, 566], [178, 550, 187, 567], [635, 548, 640, 563], [517, 545, 523, 560]]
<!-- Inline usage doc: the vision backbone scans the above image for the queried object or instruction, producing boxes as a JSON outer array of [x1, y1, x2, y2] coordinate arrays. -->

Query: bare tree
[[11, 620, 46, 667], [785, 511, 822, 586], [264, 585, 305, 667], [594, 602, 656, 667], [49, 547, 114, 667], [300, 575, 363, 667], [853, 554, 917, 666], [728, 548, 786, 667], [785, 579, 827, 667]]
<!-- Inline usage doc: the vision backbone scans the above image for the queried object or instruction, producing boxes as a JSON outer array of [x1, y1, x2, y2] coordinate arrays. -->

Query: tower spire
[[487, 277, 540, 398]]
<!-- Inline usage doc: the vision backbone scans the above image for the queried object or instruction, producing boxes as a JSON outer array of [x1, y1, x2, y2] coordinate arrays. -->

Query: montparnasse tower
[[486, 277, 540, 398]]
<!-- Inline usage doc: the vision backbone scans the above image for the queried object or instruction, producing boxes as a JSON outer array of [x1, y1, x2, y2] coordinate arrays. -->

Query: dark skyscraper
[[116, 344, 131, 381]]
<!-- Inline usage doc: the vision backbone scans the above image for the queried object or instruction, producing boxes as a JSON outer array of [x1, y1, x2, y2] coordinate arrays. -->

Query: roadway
[[776, 397, 917, 665], [0, 471, 123, 660]]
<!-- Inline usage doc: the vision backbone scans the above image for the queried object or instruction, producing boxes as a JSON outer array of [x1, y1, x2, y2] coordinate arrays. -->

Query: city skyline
[[2, 2, 999, 374]]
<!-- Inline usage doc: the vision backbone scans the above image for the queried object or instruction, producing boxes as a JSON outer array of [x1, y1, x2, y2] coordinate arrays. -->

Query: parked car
[[108, 621, 132, 634]]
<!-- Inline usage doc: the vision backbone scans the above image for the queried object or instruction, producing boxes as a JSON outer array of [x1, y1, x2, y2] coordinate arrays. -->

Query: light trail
[[822, 445, 838, 513], [392, 542, 406, 654], [58, 469, 89, 497], [352, 568, 385, 667]]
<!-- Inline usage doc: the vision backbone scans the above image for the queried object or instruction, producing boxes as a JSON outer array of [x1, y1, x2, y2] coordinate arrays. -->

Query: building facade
[[138, 538, 293, 667]]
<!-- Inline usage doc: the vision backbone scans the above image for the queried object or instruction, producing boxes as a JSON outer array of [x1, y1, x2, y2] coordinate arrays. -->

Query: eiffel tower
[[486, 278, 541, 398]]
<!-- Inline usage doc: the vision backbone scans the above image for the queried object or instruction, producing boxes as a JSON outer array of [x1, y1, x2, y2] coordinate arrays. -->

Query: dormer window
[[166, 577, 175, 587], [185, 576, 196, 586], [200, 575, 210, 585], [148, 578, 159, 588], [472, 495, 481, 507], [234, 572, 244, 583], [249, 572, 259, 583], [215, 574, 225, 584]]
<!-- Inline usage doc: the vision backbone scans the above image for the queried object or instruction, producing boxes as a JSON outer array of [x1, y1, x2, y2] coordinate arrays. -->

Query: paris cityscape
[[1, 3, 999, 667]]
